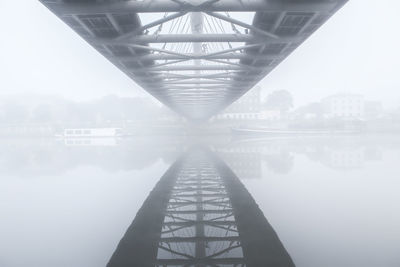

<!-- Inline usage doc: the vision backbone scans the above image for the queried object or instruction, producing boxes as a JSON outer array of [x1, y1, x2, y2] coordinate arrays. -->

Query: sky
[[0, 0, 400, 108]]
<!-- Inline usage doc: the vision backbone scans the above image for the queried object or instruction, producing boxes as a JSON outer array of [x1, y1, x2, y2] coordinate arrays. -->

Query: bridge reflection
[[107, 148, 294, 267]]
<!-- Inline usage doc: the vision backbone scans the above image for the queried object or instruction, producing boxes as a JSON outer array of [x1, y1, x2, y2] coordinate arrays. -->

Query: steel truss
[[40, 0, 347, 120], [107, 149, 295, 267], [157, 154, 244, 266]]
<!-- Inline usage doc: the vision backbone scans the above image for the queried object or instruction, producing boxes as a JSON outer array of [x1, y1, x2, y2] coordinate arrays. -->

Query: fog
[[1, 1, 400, 267]]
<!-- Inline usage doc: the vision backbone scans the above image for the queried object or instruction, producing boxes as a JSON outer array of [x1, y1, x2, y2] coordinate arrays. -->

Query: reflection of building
[[260, 109, 281, 121], [321, 148, 365, 169], [217, 147, 263, 179], [63, 128, 123, 137], [0, 124, 54, 137], [317, 145, 382, 170], [217, 141, 296, 177], [322, 94, 364, 119], [107, 149, 294, 267], [223, 137, 387, 172], [0, 138, 183, 176], [63, 137, 119, 147], [214, 86, 262, 121]]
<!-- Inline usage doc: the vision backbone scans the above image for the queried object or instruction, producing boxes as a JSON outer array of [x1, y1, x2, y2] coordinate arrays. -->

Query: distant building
[[0, 124, 54, 137], [63, 128, 123, 137], [259, 109, 281, 121], [364, 101, 383, 119], [322, 94, 364, 119], [215, 86, 262, 120]]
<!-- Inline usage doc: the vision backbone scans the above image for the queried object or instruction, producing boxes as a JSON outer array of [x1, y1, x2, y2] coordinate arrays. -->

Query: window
[[83, 130, 91, 135], [66, 130, 73, 135], [75, 130, 82, 135]]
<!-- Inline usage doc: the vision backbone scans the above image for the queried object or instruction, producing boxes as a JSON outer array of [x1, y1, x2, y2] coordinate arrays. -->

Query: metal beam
[[136, 65, 247, 71], [203, 43, 264, 58], [156, 258, 245, 265], [133, 72, 262, 79], [105, 13, 123, 34], [114, 52, 283, 62], [116, 12, 188, 41], [160, 81, 249, 85], [44, 0, 342, 15], [124, 44, 192, 58], [211, 150, 296, 267], [144, 59, 189, 68], [106, 156, 183, 267], [205, 58, 260, 71], [206, 11, 278, 39], [103, 34, 264, 44]]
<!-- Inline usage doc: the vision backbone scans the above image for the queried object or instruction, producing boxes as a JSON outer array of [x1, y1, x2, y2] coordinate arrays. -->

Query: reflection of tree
[[0, 103, 29, 123], [263, 152, 294, 174], [0, 139, 179, 177]]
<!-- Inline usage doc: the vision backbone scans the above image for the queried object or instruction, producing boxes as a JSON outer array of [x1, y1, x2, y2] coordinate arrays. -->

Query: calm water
[[0, 135, 399, 267]]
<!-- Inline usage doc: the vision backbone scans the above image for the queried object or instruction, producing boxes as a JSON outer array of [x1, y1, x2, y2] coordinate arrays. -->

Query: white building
[[259, 109, 281, 121], [322, 94, 364, 119], [214, 86, 262, 121], [63, 128, 123, 137]]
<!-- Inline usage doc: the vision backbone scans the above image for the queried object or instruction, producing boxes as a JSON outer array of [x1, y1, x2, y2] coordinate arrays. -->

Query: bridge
[[40, 0, 347, 120], [107, 148, 295, 267]]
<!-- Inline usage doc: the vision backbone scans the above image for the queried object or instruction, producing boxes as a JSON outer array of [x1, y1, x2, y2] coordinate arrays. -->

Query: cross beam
[[114, 53, 283, 61], [45, 0, 340, 15]]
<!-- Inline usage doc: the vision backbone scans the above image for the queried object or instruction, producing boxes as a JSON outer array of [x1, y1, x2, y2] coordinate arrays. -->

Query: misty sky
[[1, 0, 399, 108]]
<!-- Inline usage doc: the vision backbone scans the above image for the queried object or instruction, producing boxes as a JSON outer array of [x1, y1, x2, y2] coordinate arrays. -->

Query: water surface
[[0, 135, 399, 267]]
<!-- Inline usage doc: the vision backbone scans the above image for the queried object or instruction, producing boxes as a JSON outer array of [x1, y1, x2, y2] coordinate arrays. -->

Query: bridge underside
[[40, 0, 347, 120]]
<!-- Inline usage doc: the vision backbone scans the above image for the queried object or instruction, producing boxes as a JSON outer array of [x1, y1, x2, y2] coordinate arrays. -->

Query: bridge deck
[[40, 0, 347, 120]]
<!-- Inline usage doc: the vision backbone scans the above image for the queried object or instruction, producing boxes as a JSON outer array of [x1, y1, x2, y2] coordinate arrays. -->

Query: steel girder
[[107, 148, 295, 267], [42, 0, 344, 14], [40, 0, 348, 120]]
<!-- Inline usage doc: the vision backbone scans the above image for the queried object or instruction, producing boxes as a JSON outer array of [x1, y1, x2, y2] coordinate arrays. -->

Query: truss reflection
[[108, 148, 294, 267]]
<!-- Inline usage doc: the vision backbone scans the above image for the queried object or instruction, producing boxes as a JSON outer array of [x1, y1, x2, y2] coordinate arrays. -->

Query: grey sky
[[1, 0, 399, 108]]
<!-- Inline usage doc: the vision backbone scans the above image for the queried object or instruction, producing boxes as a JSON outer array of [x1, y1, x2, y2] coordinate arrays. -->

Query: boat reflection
[[107, 148, 294, 267], [1, 135, 395, 178]]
